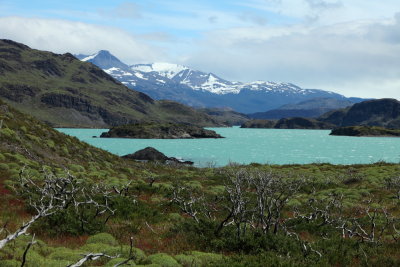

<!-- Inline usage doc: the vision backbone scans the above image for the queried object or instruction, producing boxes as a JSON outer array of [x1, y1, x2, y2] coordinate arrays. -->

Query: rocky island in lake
[[330, 126, 400, 137], [241, 117, 334, 129], [100, 122, 224, 139], [123, 147, 194, 165]]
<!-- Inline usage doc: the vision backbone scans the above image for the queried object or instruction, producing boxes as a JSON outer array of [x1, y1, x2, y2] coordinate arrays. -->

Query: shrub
[[33, 207, 106, 236], [47, 247, 83, 262], [0, 127, 15, 138], [174, 254, 201, 267], [168, 213, 185, 223], [189, 251, 223, 265], [86, 233, 118, 246], [0, 260, 21, 267], [0, 163, 9, 170], [104, 257, 130, 266], [42, 259, 72, 267], [45, 139, 55, 149], [147, 253, 181, 267], [80, 243, 120, 256]]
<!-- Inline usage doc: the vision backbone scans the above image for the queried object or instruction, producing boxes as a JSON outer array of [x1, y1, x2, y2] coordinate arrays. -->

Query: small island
[[330, 126, 400, 137], [100, 122, 224, 139], [241, 117, 334, 129], [240, 119, 276, 128]]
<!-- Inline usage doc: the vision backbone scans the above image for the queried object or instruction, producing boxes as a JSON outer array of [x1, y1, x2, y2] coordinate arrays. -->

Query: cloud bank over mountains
[[0, 0, 399, 99]]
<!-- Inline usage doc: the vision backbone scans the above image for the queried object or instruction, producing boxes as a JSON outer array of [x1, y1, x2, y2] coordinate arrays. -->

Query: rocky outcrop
[[100, 122, 224, 139], [122, 147, 194, 165], [274, 117, 334, 129], [40, 93, 138, 126], [0, 83, 39, 103], [319, 99, 400, 129], [330, 126, 400, 137]]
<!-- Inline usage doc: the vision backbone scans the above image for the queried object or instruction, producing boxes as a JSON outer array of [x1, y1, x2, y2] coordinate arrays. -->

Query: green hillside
[[2, 99, 400, 266], [0, 39, 221, 127]]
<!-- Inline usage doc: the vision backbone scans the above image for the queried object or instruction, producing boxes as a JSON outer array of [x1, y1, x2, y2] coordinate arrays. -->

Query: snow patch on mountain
[[131, 62, 188, 79], [81, 53, 98, 62]]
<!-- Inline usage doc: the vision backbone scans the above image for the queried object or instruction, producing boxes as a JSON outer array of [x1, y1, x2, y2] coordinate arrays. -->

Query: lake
[[56, 127, 400, 167]]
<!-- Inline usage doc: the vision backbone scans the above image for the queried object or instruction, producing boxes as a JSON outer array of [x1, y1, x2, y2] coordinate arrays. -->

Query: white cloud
[[184, 14, 400, 99], [0, 16, 163, 63], [98, 2, 142, 20]]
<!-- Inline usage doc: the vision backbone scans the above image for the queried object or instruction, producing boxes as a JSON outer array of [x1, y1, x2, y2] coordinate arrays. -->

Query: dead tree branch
[[67, 253, 117, 267], [20, 234, 36, 267], [0, 167, 116, 250]]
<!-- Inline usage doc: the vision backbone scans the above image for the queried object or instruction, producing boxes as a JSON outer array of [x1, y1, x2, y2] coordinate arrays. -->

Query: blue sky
[[0, 0, 400, 98]]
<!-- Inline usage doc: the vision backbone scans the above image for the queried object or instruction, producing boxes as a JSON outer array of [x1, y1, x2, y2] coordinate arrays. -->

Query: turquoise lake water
[[56, 127, 400, 167]]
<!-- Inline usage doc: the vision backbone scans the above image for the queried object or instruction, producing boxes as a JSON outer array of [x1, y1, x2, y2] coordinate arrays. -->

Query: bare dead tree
[[294, 194, 397, 244], [218, 168, 252, 239], [338, 201, 393, 243], [113, 181, 133, 197], [385, 175, 400, 200], [0, 167, 115, 250], [293, 194, 345, 227], [171, 185, 203, 223], [248, 170, 304, 234]]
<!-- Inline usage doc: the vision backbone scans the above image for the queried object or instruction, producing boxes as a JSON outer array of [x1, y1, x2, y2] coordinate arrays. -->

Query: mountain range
[[76, 50, 365, 114], [248, 97, 358, 119], [0, 40, 222, 127]]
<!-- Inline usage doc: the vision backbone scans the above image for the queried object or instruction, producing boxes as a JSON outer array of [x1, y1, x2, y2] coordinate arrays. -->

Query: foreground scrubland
[[2, 100, 400, 266]]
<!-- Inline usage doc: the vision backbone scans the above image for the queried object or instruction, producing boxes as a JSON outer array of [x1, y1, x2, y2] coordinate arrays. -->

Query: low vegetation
[[2, 100, 400, 266]]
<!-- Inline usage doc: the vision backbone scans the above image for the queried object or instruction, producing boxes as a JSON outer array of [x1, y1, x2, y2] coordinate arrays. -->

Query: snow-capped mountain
[[76, 51, 363, 113], [76, 50, 128, 70]]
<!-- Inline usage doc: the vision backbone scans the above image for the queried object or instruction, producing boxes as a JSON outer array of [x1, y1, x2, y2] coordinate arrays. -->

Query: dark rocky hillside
[[0, 39, 222, 127], [319, 98, 400, 129]]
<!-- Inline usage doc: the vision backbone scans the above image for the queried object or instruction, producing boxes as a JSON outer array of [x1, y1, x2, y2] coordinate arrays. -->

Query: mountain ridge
[[0, 39, 223, 127], [249, 97, 359, 119], [77, 50, 364, 114]]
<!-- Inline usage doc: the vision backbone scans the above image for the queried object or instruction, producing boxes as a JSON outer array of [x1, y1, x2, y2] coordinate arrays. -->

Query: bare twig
[[67, 253, 117, 267], [20, 234, 36, 267], [113, 236, 136, 267]]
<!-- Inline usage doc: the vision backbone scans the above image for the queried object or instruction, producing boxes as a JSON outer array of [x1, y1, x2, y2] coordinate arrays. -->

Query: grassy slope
[[2, 99, 400, 266], [0, 39, 221, 127]]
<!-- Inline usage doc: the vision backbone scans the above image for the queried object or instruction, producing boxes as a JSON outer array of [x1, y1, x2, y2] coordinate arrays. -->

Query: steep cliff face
[[319, 99, 400, 129], [0, 39, 222, 127]]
